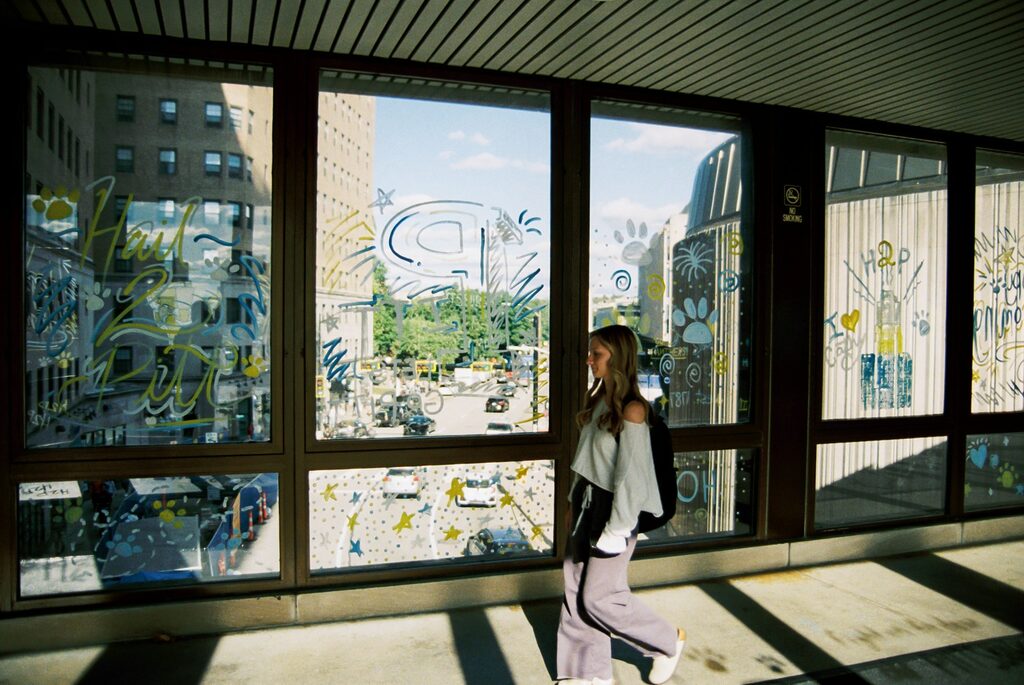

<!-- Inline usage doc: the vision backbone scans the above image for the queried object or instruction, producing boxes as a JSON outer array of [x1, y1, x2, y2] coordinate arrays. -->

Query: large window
[[822, 131, 948, 419], [973, 150, 1024, 413], [314, 72, 551, 441], [589, 103, 751, 428], [24, 64, 273, 450], [18, 474, 279, 597]]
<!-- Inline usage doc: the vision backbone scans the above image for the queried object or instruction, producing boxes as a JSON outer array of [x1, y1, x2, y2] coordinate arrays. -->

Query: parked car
[[403, 414, 437, 435], [464, 527, 532, 556], [484, 422, 515, 435], [498, 385, 516, 398], [485, 396, 509, 412], [335, 419, 372, 439], [456, 474, 498, 507], [382, 467, 420, 498]]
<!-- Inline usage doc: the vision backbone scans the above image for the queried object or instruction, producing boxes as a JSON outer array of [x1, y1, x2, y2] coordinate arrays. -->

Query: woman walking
[[556, 325, 685, 685]]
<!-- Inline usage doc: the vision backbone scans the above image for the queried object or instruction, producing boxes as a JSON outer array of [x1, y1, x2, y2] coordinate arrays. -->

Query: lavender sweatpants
[[556, 535, 677, 680]]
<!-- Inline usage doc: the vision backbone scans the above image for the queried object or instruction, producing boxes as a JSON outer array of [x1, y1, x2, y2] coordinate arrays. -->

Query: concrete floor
[[1, 540, 1021, 685]]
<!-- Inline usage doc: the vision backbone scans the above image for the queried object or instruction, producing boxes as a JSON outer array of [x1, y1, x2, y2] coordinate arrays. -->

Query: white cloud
[[605, 123, 734, 155], [448, 130, 466, 141], [470, 132, 491, 146], [438, 150, 454, 160], [393, 193, 435, 209], [597, 197, 681, 230]]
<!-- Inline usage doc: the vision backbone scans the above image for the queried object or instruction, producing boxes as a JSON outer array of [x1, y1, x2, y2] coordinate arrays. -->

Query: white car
[[456, 474, 498, 507], [484, 422, 515, 435], [382, 467, 420, 498]]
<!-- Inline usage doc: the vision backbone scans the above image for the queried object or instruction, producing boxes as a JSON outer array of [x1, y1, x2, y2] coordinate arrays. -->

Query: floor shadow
[[752, 633, 1024, 684], [877, 552, 1024, 632], [520, 597, 561, 680], [448, 606, 515, 685], [75, 634, 220, 685], [701, 581, 872, 684]]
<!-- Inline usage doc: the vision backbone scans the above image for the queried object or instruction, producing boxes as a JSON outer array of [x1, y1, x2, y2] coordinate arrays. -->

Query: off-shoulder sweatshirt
[[570, 399, 663, 538]]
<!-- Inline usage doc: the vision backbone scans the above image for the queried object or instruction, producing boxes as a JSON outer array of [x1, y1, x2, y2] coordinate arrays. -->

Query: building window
[[228, 201, 242, 228], [158, 198, 176, 222], [113, 196, 128, 218], [248, 109, 254, 134], [822, 131, 947, 419], [113, 347, 133, 375], [227, 153, 243, 178], [246, 156, 253, 182], [973, 150, 1024, 414], [74, 137, 80, 176], [160, 98, 177, 124], [115, 145, 134, 173], [116, 95, 135, 122], [229, 105, 243, 130], [58, 115, 65, 160], [204, 150, 222, 176], [203, 200, 221, 226], [158, 148, 176, 175], [246, 203, 254, 230], [205, 101, 223, 127]]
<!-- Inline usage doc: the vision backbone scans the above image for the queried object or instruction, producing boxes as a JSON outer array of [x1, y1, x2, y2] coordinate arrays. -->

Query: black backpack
[[615, 402, 678, 533]]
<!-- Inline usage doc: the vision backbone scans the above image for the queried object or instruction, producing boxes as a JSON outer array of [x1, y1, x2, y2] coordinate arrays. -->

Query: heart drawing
[[968, 443, 988, 469], [840, 309, 860, 332]]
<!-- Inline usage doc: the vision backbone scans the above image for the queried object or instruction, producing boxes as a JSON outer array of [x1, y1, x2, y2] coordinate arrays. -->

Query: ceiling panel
[[12, 0, 1024, 142]]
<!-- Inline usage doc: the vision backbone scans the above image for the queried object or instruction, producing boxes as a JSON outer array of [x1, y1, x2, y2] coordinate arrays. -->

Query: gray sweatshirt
[[570, 400, 663, 548]]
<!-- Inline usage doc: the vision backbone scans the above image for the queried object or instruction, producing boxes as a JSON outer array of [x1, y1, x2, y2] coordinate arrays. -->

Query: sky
[[369, 96, 735, 300]]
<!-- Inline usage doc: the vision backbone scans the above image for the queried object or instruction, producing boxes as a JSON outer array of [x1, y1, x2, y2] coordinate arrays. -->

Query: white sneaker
[[648, 628, 686, 684]]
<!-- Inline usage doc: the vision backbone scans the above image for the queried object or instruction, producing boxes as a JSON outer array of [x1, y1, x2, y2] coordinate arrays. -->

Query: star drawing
[[370, 187, 395, 214], [350, 539, 363, 557], [320, 483, 338, 502], [445, 478, 465, 506], [393, 512, 414, 533], [444, 526, 462, 541]]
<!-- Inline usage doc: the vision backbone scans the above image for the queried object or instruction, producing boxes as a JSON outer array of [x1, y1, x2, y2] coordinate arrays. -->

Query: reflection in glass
[[973, 151, 1024, 413], [18, 474, 279, 596], [24, 66, 272, 448], [815, 437, 947, 528], [965, 432, 1024, 511], [822, 131, 947, 419], [639, 449, 755, 545], [309, 460, 553, 572], [314, 73, 551, 439], [589, 104, 750, 427]]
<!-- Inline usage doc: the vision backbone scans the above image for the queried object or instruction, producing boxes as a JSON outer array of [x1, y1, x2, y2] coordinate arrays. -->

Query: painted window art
[[822, 131, 947, 419], [589, 103, 751, 427], [973, 151, 1024, 413], [313, 73, 551, 440], [309, 460, 553, 572], [24, 64, 273, 448]]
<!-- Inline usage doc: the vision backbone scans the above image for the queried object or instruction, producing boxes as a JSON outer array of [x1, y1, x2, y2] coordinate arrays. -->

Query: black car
[[403, 414, 436, 435], [465, 527, 533, 556], [485, 396, 509, 412]]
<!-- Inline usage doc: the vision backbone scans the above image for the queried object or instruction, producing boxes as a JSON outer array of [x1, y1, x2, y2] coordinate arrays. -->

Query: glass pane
[[314, 72, 550, 439], [823, 131, 947, 419], [639, 449, 755, 545], [589, 103, 751, 427], [24, 64, 273, 448], [965, 432, 1024, 510], [973, 150, 1024, 413], [309, 460, 553, 572], [815, 437, 947, 528], [18, 473, 279, 597]]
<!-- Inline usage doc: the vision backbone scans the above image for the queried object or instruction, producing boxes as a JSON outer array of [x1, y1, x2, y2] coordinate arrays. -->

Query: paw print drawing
[[32, 186, 80, 221], [913, 310, 931, 335], [205, 257, 239, 282], [85, 282, 111, 312], [242, 355, 267, 378], [674, 296, 718, 345], [153, 500, 187, 528], [997, 463, 1019, 490], [614, 219, 655, 266], [105, 532, 143, 558]]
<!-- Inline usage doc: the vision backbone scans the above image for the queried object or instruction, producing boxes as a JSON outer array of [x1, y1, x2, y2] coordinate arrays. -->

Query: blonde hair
[[576, 324, 646, 435]]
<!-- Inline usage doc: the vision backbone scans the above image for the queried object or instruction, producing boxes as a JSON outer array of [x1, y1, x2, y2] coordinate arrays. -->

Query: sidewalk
[[1, 540, 1021, 684]]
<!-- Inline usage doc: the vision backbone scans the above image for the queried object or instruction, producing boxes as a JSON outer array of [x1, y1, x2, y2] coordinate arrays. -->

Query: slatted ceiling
[[572, 1, 711, 83], [12, 0, 1024, 142], [445, 0, 515, 66], [351, 1, 395, 56], [421, 0, 487, 64], [467, 0, 548, 69], [372, 0, 425, 59]]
